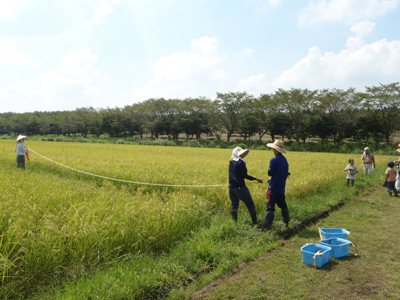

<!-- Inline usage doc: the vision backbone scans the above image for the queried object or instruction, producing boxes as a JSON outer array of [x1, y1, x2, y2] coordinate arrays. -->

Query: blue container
[[320, 237, 352, 258], [319, 228, 350, 240], [301, 243, 332, 268]]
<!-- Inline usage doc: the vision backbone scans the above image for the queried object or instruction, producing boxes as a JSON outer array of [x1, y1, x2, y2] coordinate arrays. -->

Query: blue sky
[[1, 0, 400, 113]]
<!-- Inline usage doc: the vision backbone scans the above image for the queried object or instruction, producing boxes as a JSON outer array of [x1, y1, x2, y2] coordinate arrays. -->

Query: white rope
[[28, 148, 227, 188]]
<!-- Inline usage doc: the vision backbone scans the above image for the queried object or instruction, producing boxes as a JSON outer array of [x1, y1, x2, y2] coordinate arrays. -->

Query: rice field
[[0, 140, 391, 298]]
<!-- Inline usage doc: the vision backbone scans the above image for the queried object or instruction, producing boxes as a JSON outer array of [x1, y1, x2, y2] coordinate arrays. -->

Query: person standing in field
[[15, 135, 29, 169], [344, 158, 358, 187], [262, 140, 290, 231], [361, 147, 375, 175], [384, 161, 398, 197], [395, 145, 400, 192], [229, 146, 263, 225]]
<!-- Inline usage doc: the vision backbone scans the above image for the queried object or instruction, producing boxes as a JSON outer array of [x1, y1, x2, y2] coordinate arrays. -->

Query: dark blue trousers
[[262, 189, 289, 230], [229, 186, 257, 225], [17, 155, 25, 169]]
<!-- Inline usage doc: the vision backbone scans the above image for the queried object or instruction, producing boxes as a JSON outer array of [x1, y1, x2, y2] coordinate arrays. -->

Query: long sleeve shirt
[[15, 143, 27, 155], [229, 159, 257, 188], [268, 153, 289, 194]]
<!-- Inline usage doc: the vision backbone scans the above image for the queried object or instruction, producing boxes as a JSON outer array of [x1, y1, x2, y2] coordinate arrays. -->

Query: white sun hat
[[16, 135, 27, 142], [230, 146, 249, 161]]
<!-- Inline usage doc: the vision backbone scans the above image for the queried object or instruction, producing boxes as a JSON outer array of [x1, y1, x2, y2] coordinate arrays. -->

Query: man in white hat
[[361, 147, 375, 175], [228, 146, 263, 225], [15, 135, 29, 169], [262, 139, 290, 231]]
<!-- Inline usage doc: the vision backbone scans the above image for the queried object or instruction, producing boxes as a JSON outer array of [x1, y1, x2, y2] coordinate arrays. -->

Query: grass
[[0, 139, 393, 298], [33, 170, 382, 299], [189, 183, 400, 300]]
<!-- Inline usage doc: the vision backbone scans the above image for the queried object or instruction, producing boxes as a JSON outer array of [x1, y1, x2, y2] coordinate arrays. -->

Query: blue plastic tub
[[319, 228, 350, 240], [301, 243, 332, 268], [320, 237, 352, 258]]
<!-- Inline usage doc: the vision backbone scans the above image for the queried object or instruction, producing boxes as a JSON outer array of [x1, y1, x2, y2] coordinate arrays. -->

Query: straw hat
[[16, 135, 27, 142], [364, 147, 369, 151], [266, 139, 287, 154]]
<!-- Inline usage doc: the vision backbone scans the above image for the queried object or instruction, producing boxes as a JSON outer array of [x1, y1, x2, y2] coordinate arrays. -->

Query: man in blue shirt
[[262, 140, 290, 231]]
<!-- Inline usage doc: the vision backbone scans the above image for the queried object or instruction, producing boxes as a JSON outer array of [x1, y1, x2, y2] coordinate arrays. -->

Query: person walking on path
[[15, 135, 29, 169], [262, 140, 290, 231], [361, 147, 375, 175], [384, 161, 398, 197], [228, 146, 263, 225], [344, 158, 358, 187]]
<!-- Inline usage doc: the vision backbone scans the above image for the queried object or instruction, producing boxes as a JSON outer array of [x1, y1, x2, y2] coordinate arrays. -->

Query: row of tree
[[1, 82, 400, 144]]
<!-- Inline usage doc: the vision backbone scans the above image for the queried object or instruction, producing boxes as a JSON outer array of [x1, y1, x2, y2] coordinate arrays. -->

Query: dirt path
[[189, 187, 400, 299]]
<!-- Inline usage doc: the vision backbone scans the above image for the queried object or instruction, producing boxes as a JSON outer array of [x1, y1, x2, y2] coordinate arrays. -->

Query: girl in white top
[[344, 158, 358, 187]]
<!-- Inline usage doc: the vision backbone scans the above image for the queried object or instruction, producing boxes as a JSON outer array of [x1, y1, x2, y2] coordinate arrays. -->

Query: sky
[[1, 0, 400, 113]]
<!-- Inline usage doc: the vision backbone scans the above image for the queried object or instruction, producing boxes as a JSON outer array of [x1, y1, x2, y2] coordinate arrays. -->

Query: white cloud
[[38, 48, 107, 110], [298, 0, 399, 26], [235, 74, 269, 95], [0, 38, 40, 68], [271, 38, 400, 90], [346, 21, 376, 49], [265, 0, 283, 7], [132, 36, 228, 100], [350, 20, 375, 37], [0, 83, 35, 112], [82, 0, 120, 31], [52, 0, 119, 34], [233, 48, 254, 59], [0, 0, 36, 19]]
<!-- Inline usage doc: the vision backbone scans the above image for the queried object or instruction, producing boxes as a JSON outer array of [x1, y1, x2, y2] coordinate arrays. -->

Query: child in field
[[384, 161, 398, 197], [344, 158, 358, 187]]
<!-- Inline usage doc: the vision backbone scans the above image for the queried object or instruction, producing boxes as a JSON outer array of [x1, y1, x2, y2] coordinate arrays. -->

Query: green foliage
[[1, 83, 400, 146]]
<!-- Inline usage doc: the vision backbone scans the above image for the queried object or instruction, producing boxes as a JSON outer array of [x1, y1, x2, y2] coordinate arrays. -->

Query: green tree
[[363, 82, 400, 145], [216, 92, 254, 142], [315, 88, 358, 143], [273, 88, 317, 143]]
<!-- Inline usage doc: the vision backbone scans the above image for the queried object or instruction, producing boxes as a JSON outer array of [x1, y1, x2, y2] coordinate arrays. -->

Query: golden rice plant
[[0, 140, 391, 298]]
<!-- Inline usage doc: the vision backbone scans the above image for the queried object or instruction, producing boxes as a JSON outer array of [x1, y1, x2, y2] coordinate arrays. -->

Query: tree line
[[1, 82, 400, 145]]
